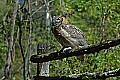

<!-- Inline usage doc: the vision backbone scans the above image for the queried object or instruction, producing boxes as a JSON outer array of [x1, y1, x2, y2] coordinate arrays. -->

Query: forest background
[[0, 0, 120, 80]]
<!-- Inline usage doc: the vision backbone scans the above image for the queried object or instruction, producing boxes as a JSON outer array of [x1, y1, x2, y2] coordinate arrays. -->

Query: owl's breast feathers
[[51, 24, 72, 47]]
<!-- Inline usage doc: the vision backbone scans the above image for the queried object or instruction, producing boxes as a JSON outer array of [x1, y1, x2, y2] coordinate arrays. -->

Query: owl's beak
[[52, 20, 56, 26], [52, 16, 56, 26]]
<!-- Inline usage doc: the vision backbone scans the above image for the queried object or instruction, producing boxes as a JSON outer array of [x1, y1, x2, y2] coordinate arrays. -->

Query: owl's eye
[[56, 18, 61, 22], [57, 18, 60, 20]]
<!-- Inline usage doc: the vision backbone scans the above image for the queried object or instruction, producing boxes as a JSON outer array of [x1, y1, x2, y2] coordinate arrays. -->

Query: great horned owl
[[51, 15, 89, 60]]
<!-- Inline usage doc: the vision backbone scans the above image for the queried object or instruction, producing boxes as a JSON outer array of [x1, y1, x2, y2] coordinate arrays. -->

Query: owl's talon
[[60, 47, 72, 53]]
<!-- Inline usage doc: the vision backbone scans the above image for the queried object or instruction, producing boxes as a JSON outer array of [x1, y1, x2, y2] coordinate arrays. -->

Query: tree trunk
[[4, 0, 18, 79], [39, 0, 52, 77]]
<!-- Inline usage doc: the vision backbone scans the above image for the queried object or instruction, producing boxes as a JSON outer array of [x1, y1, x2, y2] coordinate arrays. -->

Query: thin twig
[[31, 0, 53, 17]]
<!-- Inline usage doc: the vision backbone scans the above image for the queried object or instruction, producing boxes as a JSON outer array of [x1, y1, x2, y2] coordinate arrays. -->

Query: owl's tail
[[76, 55, 85, 61]]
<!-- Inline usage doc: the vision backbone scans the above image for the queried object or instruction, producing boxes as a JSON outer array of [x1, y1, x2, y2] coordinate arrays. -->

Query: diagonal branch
[[30, 38, 120, 63], [69, 68, 120, 79], [33, 68, 120, 80]]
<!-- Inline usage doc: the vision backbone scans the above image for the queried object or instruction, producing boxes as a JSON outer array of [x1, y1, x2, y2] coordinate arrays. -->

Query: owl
[[51, 15, 89, 60]]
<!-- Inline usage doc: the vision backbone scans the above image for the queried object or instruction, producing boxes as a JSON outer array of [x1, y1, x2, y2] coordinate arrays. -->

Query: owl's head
[[52, 15, 69, 26]]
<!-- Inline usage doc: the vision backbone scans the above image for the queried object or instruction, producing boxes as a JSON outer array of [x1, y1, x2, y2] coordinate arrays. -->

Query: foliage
[[0, 0, 9, 78], [0, 0, 119, 79]]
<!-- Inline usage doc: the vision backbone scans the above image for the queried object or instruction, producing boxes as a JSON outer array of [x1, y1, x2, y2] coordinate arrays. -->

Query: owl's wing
[[62, 24, 89, 46]]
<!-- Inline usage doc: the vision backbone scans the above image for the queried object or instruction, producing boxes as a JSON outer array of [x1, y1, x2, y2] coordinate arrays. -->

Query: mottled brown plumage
[[51, 15, 89, 60]]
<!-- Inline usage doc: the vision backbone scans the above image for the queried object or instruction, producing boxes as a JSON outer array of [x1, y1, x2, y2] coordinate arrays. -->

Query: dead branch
[[69, 68, 120, 79], [30, 39, 120, 63], [33, 68, 120, 80]]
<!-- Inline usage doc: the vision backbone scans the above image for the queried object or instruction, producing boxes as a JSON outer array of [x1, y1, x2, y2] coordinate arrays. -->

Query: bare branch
[[33, 68, 120, 80], [31, 0, 53, 17], [69, 68, 120, 79], [30, 39, 120, 63]]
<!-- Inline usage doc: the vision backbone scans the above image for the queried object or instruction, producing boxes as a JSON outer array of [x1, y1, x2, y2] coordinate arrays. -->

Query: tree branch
[[30, 39, 120, 63], [69, 68, 120, 79], [31, 0, 53, 17], [33, 68, 120, 80]]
